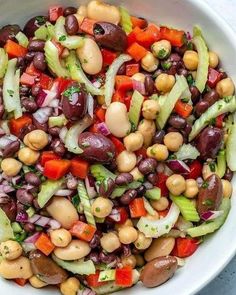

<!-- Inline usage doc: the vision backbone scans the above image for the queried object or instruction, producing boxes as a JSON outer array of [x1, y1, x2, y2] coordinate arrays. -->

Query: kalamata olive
[[98, 178, 115, 197], [20, 85, 30, 97], [203, 89, 220, 106], [136, 185, 146, 197], [22, 98, 38, 112], [65, 15, 79, 35], [168, 115, 186, 129], [147, 173, 158, 185], [0, 195, 16, 221], [88, 252, 100, 264], [189, 86, 200, 105], [197, 174, 223, 215], [177, 67, 188, 77], [25, 172, 41, 186], [117, 63, 126, 75], [23, 16, 47, 38], [93, 22, 127, 52], [16, 57, 26, 73], [31, 84, 41, 97], [120, 189, 137, 205], [28, 39, 45, 52], [63, 6, 77, 16], [153, 130, 165, 144], [145, 76, 155, 96], [223, 167, 234, 182], [0, 24, 21, 47], [174, 44, 188, 56], [78, 132, 115, 163], [23, 223, 35, 233], [89, 233, 101, 249], [194, 100, 209, 117], [51, 139, 66, 157], [16, 189, 34, 206], [62, 83, 87, 121], [140, 256, 178, 288], [2, 140, 20, 158], [115, 173, 133, 185], [99, 252, 117, 264], [32, 117, 48, 132], [29, 250, 68, 284], [138, 158, 158, 175], [183, 123, 192, 136], [0, 104, 4, 119], [33, 52, 46, 71], [196, 127, 224, 160], [48, 127, 61, 137]]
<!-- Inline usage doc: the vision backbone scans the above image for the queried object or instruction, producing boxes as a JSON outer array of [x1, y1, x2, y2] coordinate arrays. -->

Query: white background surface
[[199, 1, 236, 294]]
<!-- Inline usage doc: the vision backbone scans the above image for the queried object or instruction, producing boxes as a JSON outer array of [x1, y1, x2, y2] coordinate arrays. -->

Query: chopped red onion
[[49, 98, 60, 108], [196, 177, 203, 186], [92, 80, 102, 88], [36, 163, 44, 173], [55, 189, 73, 196], [66, 174, 78, 190], [27, 214, 61, 229], [87, 93, 94, 118], [37, 82, 59, 107], [24, 232, 41, 243], [201, 210, 224, 221], [21, 184, 34, 191], [59, 126, 68, 143], [0, 128, 5, 136], [167, 160, 190, 174], [85, 176, 97, 199], [11, 175, 21, 186], [22, 242, 36, 253], [36, 89, 47, 107], [132, 79, 146, 95], [78, 288, 96, 295], [16, 211, 28, 222], [33, 107, 52, 124], [0, 134, 18, 149], [48, 219, 61, 229], [164, 164, 174, 176], [156, 162, 165, 174], [0, 184, 15, 193], [108, 208, 121, 222], [187, 31, 192, 40], [97, 122, 110, 136]]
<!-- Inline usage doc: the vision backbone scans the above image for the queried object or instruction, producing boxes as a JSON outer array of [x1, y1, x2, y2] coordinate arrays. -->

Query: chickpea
[[151, 40, 171, 59], [202, 163, 214, 180], [155, 73, 175, 93], [222, 179, 233, 198], [124, 131, 144, 152], [50, 229, 72, 248], [130, 167, 144, 181], [18, 147, 40, 166], [147, 144, 169, 161], [164, 132, 184, 152], [134, 232, 152, 250], [121, 254, 137, 268], [115, 219, 133, 231], [132, 72, 146, 83], [134, 254, 145, 267], [141, 52, 159, 72], [209, 51, 219, 68], [116, 150, 137, 173], [151, 197, 169, 211], [54, 240, 91, 261], [101, 232, 121, 253], [0, 240, 22, 260], [118, 226, 138, 244], [91, 197, 113, 218], [23, 130, 49, 151], [144, 237, 175, 262], [1, 158, 22, 177], [184, 179, 199, 198], [142, 99, 160, 120], [29, 276, 48, 288], [0, 256, 33, 279], [216, 78, 235, 98], [138, 119, 156, 147], [60, 277, 80, 295], [166, 174, 186, 195], [87, 0, 120, 24], [183, 50, 199, 70]]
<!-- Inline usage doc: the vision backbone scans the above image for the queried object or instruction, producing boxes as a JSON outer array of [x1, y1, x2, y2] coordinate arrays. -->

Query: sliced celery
[[48, 114, 67, 128], [98, 269, 116, 282], [128, 90, 145, 129], [15, 31, 29, 48], [46, 22, 55, 39], [0, 208, 14, 242], [145, 187, 161, 200], [38, 178, 64, 208], [143, 197, 156, 216], [226, 119, 236, 171], [13, 69, 22, 119], [90, 164, 116, 182], [175, 144, 200, 161], [217, 149, 226, 177], [111, 181, 142, 198], [0, 48, 8, 79], [119, 6, 132, 34], [34, 24, 48, 40]]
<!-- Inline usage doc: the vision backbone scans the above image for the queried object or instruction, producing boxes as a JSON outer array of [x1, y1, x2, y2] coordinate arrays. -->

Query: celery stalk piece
[[38, 179, 64, 208], [0, 208, 14, 242], [90, 164, 116, 182], [226, 118, 236, 171], [15, 31, 29, 48], [34, 24, 48, 40], [189, 96, 236, 141], [48, 114, 68, 128], [143, 197, 157, 216], [217, 149, 226, 177], [119, 6, 132, 34], [13, 69, 22, 119], [111, 181, 142, 198], [145, 188, 161, 200], [3, 58, 17, 112], [0, 48, 8, 79], [128, 90, 145, 129], [174, 144, 200, 161]]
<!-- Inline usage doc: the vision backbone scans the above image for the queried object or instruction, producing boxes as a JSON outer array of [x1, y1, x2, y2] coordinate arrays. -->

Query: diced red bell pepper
[[160, 27, 185, 47], [9, 115, 32, 137], [115, 267, 133, 287], [215, 114, 225, 128], [20, 73, 36, 86], [40, 73, 54, 90], [25, 62, 41, 77], [70, 158, 89, 179], [174, 100, 193, 118], [44, 159, 71, 180], [110, 136, 126, 155], [126, 63, 140, 76], [207, 68, 223, 88], [55, 77, 73, 94], [14, 278, 28, 286], [87, 272, 107, 287], [131, 16, 148, 29], [135, 147, 147, 158], [49, 6, 63, 22], [80, 18, 97, 35], [156, 173, 169, 197], [35, 233, 55, 256], [129, 198, 147, 218], [115, 75, 133, 92], [136, 24, 160, 48], [101, 48, 117, 66], [4, 40, 27, 58], [89, 122, 101, 134], [186, 160, 202, 180], [95, 107, 106, 122], [127, 26, 143, 46], [124, 95, 132, 111], [159, 209, 169, 217], [70, 220, 96, 242], [172, 237, 199, 258], [112, 90, 125, 103], [107, 207, 128, 224], [40, 151, 61, 166], [127, 42, 148, 61]]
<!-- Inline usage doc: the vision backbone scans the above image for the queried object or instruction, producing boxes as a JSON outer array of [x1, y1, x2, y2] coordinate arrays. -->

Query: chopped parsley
[[63, 86, 81, 98], [157, 48, 167, 59], [201, 181, 209, 189], [209, 162, 216, 172], [107, 152, 113, 158], [35, 16, 46, 25], [162, 61, 172, 70], [187, 42, 193, 50], [7, 89, 14, 97], [83, 58, 88, 64], [81, 142, 90, 148], [202, 199, 214, 206], [59, 35, 67, 41], [95, 207, 101, 212], [181, 97, 189, 103], [187, 74, 194, 86], [72, 195, 80, 207]]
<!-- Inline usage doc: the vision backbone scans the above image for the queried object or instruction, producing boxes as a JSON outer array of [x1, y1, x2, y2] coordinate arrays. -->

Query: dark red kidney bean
[[98, 178, 115, 197], [18, 124, 36, 140], [203, 89, 220, 106], [153, 130, 165, 144], [89, 233, 101, 249], [63, 6, 77, 16], [33, 52, 46, 71], [0, 195, 16, 221], [177, 67, 188, 77], [20, 85, 30, 97], [197, 174, 223, 215], [32, 117, 48, 132], [51, 139, 66, 157], [115, 173, 133, 185], [122, 244, 131, 257], [117, 63, 126, 75], [31, 84, 41, 97], [220, 71, 227, 79], [23, 16, 47, 38], [48, 127, 61, 137], [62, 83, 87, 121], [0, 24, 21, 47], [28, 40, 45, 52], [25, 172, 41, 186], [169, 53, 181, 62], [16, 189, 34, 206], [196, 127, 224, 160], [2, 140, 20, 158], [167, 126, 178, 133], [94, 22, 127, 52], [190, 86, 201, 104], [17, 57, 26, 73], [138, 158, 158, 175], [223, 167, 234, 182], [22, 98, 38, 112], [183, 123, 192, 136], [147, 173, 158, 185], [33, 198, 40, 210], [23, 223, 35, 233], [145, 76, 155, 96], [194, 100, 209, 117], [120, 189, 137, 205], [168, 115, 186, 129], [25, 51, 36, 62], [65, 15, 79, 35], [136, 185, 146, 197], [143, 181, 153, 190], [166, 65, 178, 75], [99, 252, 117, 264], [78, 132, 115, 163], [174, 44, 188, 56], [0, 104, 4, 119], [88, 252, 100, 264]]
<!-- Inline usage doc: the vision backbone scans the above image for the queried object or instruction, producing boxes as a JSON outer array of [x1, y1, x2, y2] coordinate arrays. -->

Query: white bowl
[[0, 0, 236, 294]]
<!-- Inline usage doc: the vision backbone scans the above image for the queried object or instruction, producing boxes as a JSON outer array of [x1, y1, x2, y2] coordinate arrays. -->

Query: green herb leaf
[[7, 89, 14, 97], [59, 35, 67, 42]]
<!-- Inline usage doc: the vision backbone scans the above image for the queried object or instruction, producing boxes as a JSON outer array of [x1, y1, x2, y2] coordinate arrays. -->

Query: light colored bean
[[0, 240, 22, 260], [54, 240, 91, 261], [0, 256, 33, 279], [144, 237, 175, 262], [105, 102, 131, 138], [29, 276, 48, 288], [116, 150, 137, 173], [87, 0, 120, 24], [50, 229, 72, 248], [47, 196, 79, 229], [138, 119, 156, 147]]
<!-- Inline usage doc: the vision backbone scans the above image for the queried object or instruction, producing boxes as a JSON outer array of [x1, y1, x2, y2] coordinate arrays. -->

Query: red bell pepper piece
[[174, 100, 193, 118], [215, 114, 225, 128], [55, 77, 73, 94], [20, 73, 36, 86], [14, 278, 28, 286], [44, 159, 71, 180], [40, 73, 54, 90], [115, 75, 133, 92], [159, 209, 169, 217], [127, 42, 147, 61], [131, 16, 148, 29], [80, 18, 97, 35], [70, 158, 89, 179], [40, 151, 61, 166], [107, 207, 128, 224], [9, 115, 32, 137], [87, 272, 107, 287], [4, 40, 27, 58], [25, 62, 41, 77], [127, 26, 143, 46], [156, 173, 169, 197], [129, 198, 147, 218], [160, 27, 185, 47], [89, 122, 101, 134], [135, 147, 147, 158], [95, 107, 106, 122], [207, 68, 223, 88], [110, 136, 126, 155], [186, 160, 202, 180], [35, 233, 55, 256], [101, 48, 117, 66], [136, 24, 160, 48], [124, 95, 132, 111], [70, 220, 96, 242], [49, 6, 63, 22], [112, 90, 125, 103], [172, 237, 199, 258], [126, 63, 140, 76], [115, 267, 133, 287]]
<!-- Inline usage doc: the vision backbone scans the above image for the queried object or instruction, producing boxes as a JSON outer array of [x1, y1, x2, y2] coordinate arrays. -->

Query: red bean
[[65, 15, 79, 35]]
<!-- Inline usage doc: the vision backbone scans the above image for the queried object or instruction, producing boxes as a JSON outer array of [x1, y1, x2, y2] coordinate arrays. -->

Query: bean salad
[[0, 1, 235, 294]]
